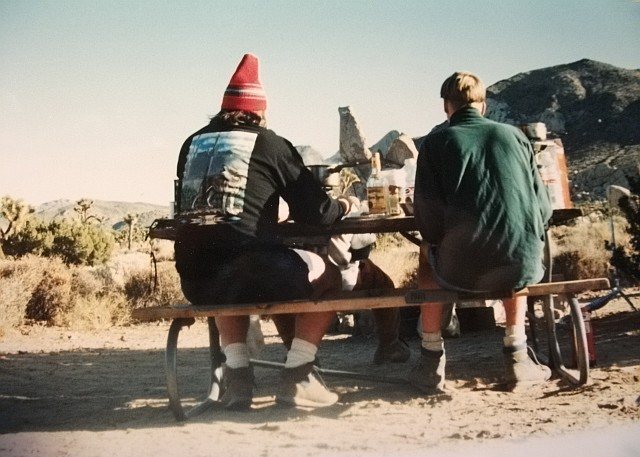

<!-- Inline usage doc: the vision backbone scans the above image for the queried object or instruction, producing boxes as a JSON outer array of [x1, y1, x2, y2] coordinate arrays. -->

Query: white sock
[[285, 338, 318, 368], [503, 324, 527, 348], [223, 342, 250, 368], [421, 331, 444, 352]]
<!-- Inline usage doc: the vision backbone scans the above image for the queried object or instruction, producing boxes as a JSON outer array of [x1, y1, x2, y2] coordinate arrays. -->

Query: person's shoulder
[[186, 123, 214, 138], [482, 118, 529, 141], [420, 120, 451, 151], [180, 124, 212, 148], [257, 127, 296, 150]]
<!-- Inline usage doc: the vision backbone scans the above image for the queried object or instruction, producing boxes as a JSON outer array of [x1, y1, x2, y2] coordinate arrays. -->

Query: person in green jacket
[[410, 71, 553, 393]]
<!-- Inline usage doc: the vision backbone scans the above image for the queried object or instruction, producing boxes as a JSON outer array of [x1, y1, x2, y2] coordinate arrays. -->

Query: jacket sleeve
[[413, 137, 445, 244], [272, 136, 345, 225]]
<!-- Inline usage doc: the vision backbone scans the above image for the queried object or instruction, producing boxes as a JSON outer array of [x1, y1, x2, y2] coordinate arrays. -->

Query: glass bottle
[[366, 152, 389, 216]]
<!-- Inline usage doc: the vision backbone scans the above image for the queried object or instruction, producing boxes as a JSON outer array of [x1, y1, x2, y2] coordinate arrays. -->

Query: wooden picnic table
[[138, 207, 604, 421], [148, 208, 583, 241]]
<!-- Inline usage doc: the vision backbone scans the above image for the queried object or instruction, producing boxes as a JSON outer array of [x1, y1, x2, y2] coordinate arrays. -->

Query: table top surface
[[149, 208, 582, 241]]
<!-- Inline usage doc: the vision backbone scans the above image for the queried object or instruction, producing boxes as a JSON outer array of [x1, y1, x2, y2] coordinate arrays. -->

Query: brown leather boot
[[503, 344, 551, 390], [219, 365, 254, 410]]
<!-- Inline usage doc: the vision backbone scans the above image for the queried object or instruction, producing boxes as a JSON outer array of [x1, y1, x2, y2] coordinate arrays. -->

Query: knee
[[310, 259, 342, 297]]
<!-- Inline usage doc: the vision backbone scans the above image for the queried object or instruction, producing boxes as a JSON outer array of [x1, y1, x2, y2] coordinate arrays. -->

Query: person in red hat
[[174, 54, 358, 410]]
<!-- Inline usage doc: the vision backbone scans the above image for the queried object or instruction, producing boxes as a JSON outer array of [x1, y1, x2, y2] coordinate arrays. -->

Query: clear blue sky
[[1, 0, 638, 206]]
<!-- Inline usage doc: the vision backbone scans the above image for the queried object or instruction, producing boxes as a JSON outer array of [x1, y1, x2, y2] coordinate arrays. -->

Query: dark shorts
[[422, 243, 523, 294], [179, 246, 314, 307]]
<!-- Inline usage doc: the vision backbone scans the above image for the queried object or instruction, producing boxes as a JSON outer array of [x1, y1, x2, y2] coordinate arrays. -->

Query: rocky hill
[[486, 59, 640, 199]]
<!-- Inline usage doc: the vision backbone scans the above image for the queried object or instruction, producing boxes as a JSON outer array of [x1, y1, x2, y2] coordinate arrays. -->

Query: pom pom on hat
[[221, 53, 267, 112]]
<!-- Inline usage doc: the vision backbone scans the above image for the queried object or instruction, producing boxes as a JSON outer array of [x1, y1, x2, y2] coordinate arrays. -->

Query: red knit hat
[[221, 53, 267, 112]]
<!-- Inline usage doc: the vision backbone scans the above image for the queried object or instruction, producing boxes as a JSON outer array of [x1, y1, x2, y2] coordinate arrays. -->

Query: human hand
[[337, 195, 361, 217]]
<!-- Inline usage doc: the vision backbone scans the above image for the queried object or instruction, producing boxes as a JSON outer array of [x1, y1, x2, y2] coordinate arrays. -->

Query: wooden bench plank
[[131, 278, 610, 322]]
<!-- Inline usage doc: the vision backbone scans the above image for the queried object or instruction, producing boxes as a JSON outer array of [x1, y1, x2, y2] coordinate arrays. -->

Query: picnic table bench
[[134, 209, 611, 421]]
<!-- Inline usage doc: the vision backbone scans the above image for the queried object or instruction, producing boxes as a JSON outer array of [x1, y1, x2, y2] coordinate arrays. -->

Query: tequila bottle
[[366, 152, 388, 216]]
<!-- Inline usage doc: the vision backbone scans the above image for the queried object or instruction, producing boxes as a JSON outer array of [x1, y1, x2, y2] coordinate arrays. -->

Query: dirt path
[[1, 295, 639, 457]]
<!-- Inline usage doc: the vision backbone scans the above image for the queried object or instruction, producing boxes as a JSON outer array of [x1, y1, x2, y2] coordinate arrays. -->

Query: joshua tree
[[74, 198, 103, 224], [0, 196, 34, 257], [123, 212, 139, 250]]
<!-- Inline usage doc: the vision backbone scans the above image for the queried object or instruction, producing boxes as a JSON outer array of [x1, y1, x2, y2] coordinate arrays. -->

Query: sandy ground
[[1, 293, 639, 457]]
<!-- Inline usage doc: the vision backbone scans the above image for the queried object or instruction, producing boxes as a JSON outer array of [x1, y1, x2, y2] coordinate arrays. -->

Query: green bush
[[47, 220, 115, 265], [3, 219, 115, 266], [2, 219, 53, 257]]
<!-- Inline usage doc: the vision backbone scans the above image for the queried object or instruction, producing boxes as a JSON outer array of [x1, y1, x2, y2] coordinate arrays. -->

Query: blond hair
[[440, 72, 486, 110]]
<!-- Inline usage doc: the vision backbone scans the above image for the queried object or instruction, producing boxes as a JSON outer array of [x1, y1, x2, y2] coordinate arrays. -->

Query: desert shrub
[[2, 218, 53, 257], [553, 249, 610, 282], [0, 274, 32, 329], [153, 262, 186, 305], [25, 257, 73, 325], [61, 292, 132, 329], [0, 255, 166, 330], [3, 219, 115, 266], [124, 261, 185, 308], [611, 195, 640, 280], [150, 239, 174, 262], [124, 270, 152, 303], [550, 214, 629, 280], [374, 232, 412, 251], [54, 266, 132, 328], [0, 256, 56, 329], [70, 267, 108, 298], [370, 237, 419, 287], [105, 250, 153, 287], [113, 223, 148, 250], [46, 220, 115, 265]]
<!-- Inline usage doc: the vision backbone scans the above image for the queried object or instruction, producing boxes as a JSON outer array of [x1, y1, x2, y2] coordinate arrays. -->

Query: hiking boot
[[373, 338, 411, 365], [408, 348, 446, 394], [503, 344, 551, 390], [219, 365, 254, 410], [276, 362, 339, 408]]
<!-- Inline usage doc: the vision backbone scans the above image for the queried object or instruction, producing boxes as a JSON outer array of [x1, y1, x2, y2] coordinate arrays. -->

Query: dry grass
[[0, 253, 183, 333], [551, 215, 628, 280], [124, 261, 185, 308], [25, 257, 73, 324], [370, 233, 419, 287], [0, 256, 60, 333]]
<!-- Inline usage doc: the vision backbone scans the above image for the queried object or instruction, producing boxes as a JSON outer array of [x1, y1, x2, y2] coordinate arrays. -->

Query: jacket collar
[[449, 106, 484, 126]]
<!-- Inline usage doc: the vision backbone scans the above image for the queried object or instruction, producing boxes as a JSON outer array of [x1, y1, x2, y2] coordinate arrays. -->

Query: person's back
[[173, 54, 357, 410], [410, 71, 552, 396], [177, 116, 342, 243], [417, 108, 551, 291]]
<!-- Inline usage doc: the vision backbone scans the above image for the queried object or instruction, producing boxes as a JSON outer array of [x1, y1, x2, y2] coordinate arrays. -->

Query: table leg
[[166, 318, 194, 421]]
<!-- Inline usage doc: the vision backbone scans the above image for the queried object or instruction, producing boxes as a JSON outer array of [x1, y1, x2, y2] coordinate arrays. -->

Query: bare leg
[[502, 294, 551, 386], [216, 315, 250, 347], [503, 295, 527, 327], [295, 257, 342, 346], [408, 244, 447, 393], [295, 311, 337, 346], [418, 245, 445, 333], [272, 314, 296, 349], [277, 256, 341, 408]]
